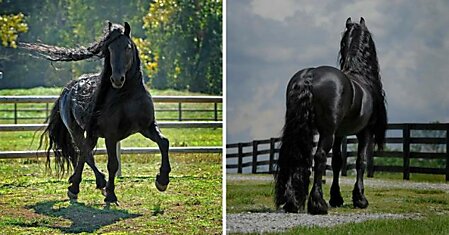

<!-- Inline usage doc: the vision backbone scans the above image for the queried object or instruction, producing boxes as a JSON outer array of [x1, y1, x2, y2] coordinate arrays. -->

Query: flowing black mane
[[338, 17, 387, 148], [19, 22, 125, 61]]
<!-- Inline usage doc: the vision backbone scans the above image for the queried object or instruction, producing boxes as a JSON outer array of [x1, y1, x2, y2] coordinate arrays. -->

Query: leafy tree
[[0, 12, 28, 48], [141, 0, 222, 94]]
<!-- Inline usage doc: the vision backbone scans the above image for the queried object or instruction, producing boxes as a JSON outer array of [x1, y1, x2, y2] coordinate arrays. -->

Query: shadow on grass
[[20, 200, 141, 233]]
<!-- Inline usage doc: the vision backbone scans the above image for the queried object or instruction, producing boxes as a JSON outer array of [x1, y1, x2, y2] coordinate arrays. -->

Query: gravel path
[[226, 174, 448, 233], [227, 212, 416, 234], [227, 174, 449, 192]]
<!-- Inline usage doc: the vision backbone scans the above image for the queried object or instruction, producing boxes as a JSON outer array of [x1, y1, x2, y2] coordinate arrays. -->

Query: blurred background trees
[[0, 0, 222, 95]]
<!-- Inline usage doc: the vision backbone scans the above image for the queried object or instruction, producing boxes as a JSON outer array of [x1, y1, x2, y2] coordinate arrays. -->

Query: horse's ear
[[360, 17, 366, 27], [346, 17, 352, 28], [108, 21, 112, 32], [124, 22, 131, 36]]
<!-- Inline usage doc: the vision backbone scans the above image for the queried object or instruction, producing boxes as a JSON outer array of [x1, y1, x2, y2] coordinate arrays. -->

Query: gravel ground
[[226, 212, 417, 234], [226, 174, 447, 233], [227, 174, 449, 192]]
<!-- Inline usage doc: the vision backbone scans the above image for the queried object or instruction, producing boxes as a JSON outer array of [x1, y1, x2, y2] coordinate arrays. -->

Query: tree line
[[0, 0, 222, 95]]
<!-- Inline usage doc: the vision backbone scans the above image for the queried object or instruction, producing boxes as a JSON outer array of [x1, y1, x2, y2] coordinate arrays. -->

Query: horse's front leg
[[308, 134, 333, 215], [353, 129, 373, 208], [141, 122, 171, 191], [104, 138, 119, 204], [86, 153, 107, 190]]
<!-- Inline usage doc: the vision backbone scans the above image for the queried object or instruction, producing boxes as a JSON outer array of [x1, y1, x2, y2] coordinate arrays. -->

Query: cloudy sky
[[226, 0, 449, 144]]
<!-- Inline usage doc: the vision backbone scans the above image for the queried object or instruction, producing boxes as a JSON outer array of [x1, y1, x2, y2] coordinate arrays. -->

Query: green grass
[[0, 154, 222, 234], [227, 175, 449, 234]]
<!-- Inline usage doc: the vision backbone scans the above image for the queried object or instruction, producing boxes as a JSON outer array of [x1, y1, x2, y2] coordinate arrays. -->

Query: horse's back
[[59, 74, 101, 131], [288, 66, 372, 135]]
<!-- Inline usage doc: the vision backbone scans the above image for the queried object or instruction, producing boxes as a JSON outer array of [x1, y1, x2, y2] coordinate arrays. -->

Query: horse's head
[[340, 17, 367, 59], [107, 22, 135, 89], [339, 17, 378, 74]]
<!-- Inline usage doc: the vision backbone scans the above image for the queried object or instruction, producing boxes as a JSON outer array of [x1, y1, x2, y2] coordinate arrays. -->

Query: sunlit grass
[[0, 153, 222, 234], [227, 175, 449, 234]]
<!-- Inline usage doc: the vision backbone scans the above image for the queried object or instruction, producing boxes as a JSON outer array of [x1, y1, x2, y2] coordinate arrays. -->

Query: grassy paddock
[[227, 174, 449, 234], [0, 153, 222, 234], [0, 87, 223, 234]]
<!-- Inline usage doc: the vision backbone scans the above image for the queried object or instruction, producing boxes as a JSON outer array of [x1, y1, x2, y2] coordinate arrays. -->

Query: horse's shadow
[[24, 200, 141, 233]]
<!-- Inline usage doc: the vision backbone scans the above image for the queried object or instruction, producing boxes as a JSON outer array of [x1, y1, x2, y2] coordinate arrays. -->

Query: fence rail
[[0, 147, 222, 159], [0, 95, 223, 123], [226, 123, 449, 181]]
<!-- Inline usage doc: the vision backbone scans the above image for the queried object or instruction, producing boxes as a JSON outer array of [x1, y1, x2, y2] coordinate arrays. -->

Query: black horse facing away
[[24, 22, 171, 204], [275, 17, 387, 214]]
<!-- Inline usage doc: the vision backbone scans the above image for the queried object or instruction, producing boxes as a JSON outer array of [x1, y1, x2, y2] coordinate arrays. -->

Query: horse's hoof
[[283, 202, 300, 213], [105, 201, 120, 207], [353, 197, 369, 209], [329, 195, 344, 207], [308, 196, 328, 215], [100, 187, 107, 197], [155, 180, 168, 192], [67, 190, 78, 201]]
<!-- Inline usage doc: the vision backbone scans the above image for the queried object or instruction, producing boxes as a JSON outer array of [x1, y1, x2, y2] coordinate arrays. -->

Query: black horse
[[24, 22, 171, 204], [275, 17, 387, 215]]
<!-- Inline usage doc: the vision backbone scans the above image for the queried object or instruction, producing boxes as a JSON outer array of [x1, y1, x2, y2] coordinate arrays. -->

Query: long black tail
[[40, 96, 77, 175], [275, 76, 315, 211]]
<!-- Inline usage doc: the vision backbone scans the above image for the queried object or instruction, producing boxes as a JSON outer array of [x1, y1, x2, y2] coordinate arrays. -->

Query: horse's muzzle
[[110, 76, 125, 89]]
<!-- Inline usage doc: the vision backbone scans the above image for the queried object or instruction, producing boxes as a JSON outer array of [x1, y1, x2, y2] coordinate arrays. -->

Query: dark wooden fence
[[226, 123, 449, 181], [0, 96, 222, 123]]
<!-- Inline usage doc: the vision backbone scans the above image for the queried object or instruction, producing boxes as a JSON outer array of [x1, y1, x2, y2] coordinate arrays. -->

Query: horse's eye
[[127, 44, 132, 50]]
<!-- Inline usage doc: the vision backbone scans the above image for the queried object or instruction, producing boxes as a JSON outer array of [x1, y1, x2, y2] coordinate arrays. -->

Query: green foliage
[[0, 1, 222, 95], [141, 0, 223, 94], [0, 12, 28, 48]]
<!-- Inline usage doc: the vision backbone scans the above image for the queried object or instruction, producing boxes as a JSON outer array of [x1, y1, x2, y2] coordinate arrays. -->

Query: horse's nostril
[[120, 76, 125, 82]]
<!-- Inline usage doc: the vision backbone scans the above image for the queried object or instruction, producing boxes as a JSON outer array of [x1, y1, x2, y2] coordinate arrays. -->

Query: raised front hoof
[[67, 190, 78, 201], [155, 180, 168, 192], [353, 197, 369, 209], [155, 174, 169, 192], [329, 195, 344, 208], [308, 196, 328, 215]]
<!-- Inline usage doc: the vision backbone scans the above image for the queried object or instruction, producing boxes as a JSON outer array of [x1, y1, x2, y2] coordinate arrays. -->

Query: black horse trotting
[[275, 17, 387, 214], [30, 22, 171, 204]]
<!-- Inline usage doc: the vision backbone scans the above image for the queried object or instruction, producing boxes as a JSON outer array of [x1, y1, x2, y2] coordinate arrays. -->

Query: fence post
[[446, 124, 449, 181], [14, 103, 17, 124], [116, 141, 122, 177], [237, 143, 243, 173], [341, 136, 348, 176], [403, 124, 410, 180], [367, 141, 374, 178], [178, 102, 182, 121], [252, 141, 259, 174], [214, 103, 218, 121], [269, 138, 275, 173], [45, 103, 49, 120]]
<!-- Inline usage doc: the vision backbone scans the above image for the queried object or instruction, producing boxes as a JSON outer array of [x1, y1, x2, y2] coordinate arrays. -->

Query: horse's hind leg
[[329, 137, 344, 207], [141, 122, 171, 191], [67, 133, 91, 200], [84, 137, 106, 189], [353, 129, 373, 209], [308, 134, 333, 215]]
